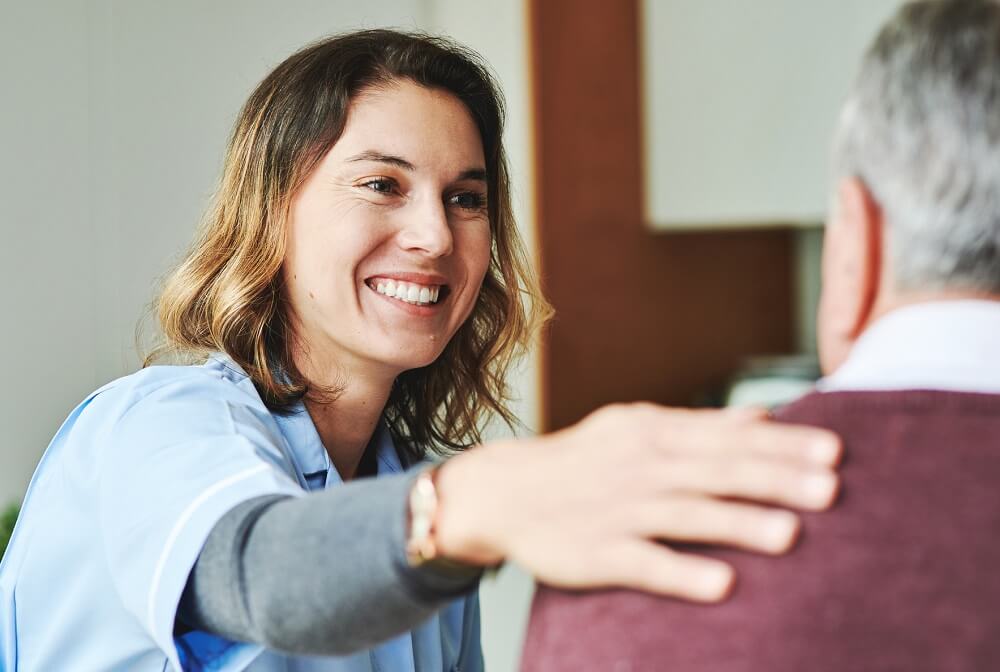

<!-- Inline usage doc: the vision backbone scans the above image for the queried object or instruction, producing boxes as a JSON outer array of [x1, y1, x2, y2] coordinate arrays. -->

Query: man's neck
[[867, 288, 1000, 327]]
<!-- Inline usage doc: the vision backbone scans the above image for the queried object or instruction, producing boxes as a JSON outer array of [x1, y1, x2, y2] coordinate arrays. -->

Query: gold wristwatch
[[406, 464, 502, 576], [405, 466, 441, 566]]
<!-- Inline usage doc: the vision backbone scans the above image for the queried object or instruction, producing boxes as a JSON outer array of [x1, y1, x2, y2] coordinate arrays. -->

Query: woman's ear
[[817, 177, 883, 374]]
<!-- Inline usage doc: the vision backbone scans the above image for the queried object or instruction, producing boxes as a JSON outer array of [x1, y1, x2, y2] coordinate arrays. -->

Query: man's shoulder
[[773, 388, 1000, 429]]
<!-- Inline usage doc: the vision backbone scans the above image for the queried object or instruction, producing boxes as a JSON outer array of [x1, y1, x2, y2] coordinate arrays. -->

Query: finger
[[720, 405, 769, 421], [656, 415, 842, 468], [628, 495, 801, 555], [727, 421, 842, 467], [591, 540, 735, 603], [659, 456, 839, 511]]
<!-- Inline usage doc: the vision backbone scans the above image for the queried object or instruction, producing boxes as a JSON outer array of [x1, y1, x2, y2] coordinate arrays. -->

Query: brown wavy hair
[[146, 29, 552, 459]]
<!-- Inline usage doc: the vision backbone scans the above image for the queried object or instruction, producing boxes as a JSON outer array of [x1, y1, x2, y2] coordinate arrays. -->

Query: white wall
[[1, 1, 537, 668], [1, 1, 99, 512], [641, 0, 905, 228]]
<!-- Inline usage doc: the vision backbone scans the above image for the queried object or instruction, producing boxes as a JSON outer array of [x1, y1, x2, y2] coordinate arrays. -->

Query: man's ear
[[817, 177, 883, 373]]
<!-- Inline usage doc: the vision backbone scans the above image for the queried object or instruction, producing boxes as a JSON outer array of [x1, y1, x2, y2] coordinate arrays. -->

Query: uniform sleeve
[[177, 473, 481, 656], [95, 371, 304, 671]]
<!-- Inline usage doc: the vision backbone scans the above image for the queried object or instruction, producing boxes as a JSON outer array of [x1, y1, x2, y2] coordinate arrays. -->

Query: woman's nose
[[397, 197, 454, 258]]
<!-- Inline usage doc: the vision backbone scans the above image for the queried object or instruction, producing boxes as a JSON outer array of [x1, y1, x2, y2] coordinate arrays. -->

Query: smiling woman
[[0, 29, 841, 672], [150, 36, 535, 468], [268, 81, 496, 478]]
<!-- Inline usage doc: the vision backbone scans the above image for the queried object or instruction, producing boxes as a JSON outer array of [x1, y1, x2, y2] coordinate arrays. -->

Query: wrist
[[433, 442, 517, 567], [405, 466, 443, 566]]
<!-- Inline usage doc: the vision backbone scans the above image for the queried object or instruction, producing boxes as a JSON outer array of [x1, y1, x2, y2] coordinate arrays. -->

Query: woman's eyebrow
[[346, 150, 415, 170], [346, 150, 486, 182], [457, 168, 487, 183]]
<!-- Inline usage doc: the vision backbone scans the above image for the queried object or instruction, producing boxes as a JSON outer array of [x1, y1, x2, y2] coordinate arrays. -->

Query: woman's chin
[[375, 344, 448, 374]]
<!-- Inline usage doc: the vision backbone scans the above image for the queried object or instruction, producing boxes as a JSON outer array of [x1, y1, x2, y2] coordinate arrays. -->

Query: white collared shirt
[[817, 300, 1000, 393]]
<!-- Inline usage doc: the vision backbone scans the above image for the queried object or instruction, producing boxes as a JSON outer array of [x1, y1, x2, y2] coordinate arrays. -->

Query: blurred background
[[1, 0, 903, 668]]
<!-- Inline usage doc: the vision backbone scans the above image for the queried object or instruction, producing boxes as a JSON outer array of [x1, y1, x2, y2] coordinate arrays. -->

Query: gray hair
[[833, 0, 1000, 293]]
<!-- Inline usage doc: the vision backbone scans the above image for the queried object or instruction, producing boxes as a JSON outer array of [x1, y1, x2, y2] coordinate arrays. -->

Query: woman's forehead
[[329, 80, 486, 171]]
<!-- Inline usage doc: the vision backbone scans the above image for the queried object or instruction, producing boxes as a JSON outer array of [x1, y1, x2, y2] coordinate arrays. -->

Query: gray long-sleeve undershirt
[[174, 470, 483, 655]]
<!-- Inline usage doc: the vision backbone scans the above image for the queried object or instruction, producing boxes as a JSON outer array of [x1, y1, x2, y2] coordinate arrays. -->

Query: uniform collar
[[272, 401, 405, 489], [205, 353, 403, 488]]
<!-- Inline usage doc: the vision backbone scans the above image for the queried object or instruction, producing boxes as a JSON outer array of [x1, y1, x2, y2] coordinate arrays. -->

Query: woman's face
[[283, 79, 492, 379]]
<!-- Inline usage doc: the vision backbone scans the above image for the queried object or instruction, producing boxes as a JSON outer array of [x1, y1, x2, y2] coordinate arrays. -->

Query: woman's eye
[[361, 178, 396, 195], [449, 191, 488, 211]]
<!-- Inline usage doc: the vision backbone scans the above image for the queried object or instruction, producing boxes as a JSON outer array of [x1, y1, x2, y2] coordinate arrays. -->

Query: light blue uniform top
[[0, 355, 482, 671]]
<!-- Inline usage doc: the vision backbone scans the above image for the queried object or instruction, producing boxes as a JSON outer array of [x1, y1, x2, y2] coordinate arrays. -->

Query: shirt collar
[[817, 299, 1000, 393], [272, 402, 404, 488], [205, 353, 403, 488], [271, 403, 332, 485]]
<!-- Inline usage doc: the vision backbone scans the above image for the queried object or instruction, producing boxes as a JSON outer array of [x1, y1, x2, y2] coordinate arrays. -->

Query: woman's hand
[[433, 403, 840, 602]]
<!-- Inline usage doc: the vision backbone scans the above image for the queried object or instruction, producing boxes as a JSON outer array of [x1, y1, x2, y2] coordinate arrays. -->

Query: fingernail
[[698, 563, 734, 601], [803, 472, 837, 507], [764, 512, 799, 551], [809, 438, 840, 465]]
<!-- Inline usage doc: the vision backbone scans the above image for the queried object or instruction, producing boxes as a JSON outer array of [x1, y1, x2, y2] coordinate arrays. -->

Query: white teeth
[[370, 279, 443, 305]]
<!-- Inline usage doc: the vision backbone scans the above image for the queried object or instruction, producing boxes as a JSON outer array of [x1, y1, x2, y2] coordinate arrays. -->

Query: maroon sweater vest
[[521, 391, 1000, 672]]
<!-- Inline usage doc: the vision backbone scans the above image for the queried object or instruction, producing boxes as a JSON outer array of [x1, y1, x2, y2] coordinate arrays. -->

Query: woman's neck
[[293, 348, 397, 481], [305, 385, 392, 481]]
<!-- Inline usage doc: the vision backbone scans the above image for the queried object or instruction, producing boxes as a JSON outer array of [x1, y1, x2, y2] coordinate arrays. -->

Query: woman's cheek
[[469, 226, 493, 277]]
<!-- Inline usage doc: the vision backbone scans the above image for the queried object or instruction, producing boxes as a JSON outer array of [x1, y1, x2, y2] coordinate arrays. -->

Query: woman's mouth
[[365, 277, 448, 307]]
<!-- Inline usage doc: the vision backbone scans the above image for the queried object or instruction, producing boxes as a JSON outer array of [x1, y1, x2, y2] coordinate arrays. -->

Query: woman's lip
[[364, 271, 449, 286]]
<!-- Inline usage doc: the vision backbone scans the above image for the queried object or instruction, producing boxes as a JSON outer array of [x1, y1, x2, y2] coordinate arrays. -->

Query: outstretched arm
[[176, 471, 480, 655]]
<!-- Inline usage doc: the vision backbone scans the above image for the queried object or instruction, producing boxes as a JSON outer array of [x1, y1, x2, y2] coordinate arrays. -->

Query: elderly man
[[521, 1, 1000, 670]]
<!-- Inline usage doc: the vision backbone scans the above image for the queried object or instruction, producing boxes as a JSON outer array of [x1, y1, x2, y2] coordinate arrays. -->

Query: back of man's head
[[820, 0, 1000, 372], [835, 0, 1000, 293]]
